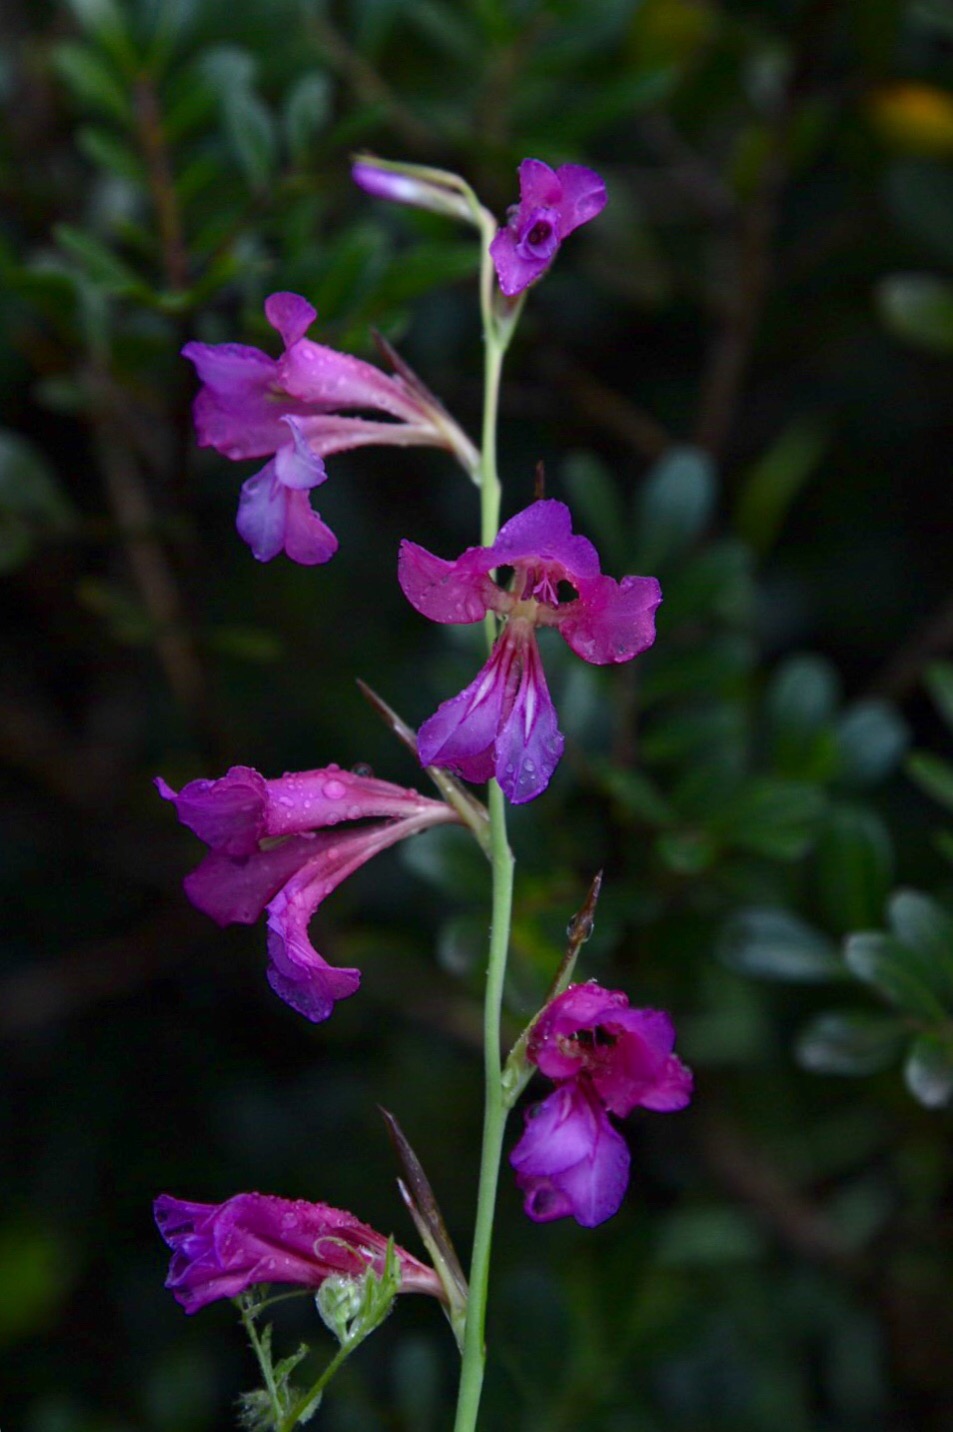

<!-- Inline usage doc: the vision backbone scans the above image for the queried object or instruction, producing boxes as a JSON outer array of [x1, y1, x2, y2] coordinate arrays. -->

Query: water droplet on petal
[[322, 779, 347, 799]]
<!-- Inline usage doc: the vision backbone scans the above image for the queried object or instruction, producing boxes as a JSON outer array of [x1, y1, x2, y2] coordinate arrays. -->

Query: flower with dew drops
[[490, 159, 607, 297], [157, 764, 459, 1022], [398, 499, 661, 803], [154, 1192, 446, 1314]]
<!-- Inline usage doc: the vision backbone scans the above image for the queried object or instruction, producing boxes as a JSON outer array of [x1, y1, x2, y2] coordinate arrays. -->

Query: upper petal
[[555, 574, 662, 665], [155, 766, 269, 856], [490, 499, 601, 581], [516, 158, 563, 210], [264, 292, 317, 349], [553, 164, 608, 236], [183, 341, 288, 458]]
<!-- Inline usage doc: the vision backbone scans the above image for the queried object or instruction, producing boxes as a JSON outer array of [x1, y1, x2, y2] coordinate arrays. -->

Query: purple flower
[[510, 1080, 630, 1227], [528, 983, 694, 1117], [510, 983, 692, 1227], [398, 499, 661, 803], [490, 160, 607, 297], [183, 292, 477, 564], [155, 1192, 445, 1314], [352, 157, 475, 224], [157, 764, 459, 1021]]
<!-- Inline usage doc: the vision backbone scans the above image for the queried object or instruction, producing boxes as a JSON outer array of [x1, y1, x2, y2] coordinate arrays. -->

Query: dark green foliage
[[5, 0, 953, 1428]]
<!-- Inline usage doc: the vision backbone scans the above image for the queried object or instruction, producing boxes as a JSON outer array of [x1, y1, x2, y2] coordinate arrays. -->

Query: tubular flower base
[[183, 291, 476, 563], [510, 983, 693, 1227], [490, 159, 607, 297], [399, 499, 661, 803], [157, 764, 460, 1021], [155, 1192, 446, 1314]]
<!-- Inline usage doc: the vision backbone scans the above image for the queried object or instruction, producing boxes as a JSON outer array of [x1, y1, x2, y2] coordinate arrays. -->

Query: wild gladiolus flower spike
[[490, 159, 607, 297], [510, 983, 693, 1227], [398, 499, 661, 803], [183, 291, 478, 564], [157, 764, 460, 1022], [155, 1192, 446, 1315]]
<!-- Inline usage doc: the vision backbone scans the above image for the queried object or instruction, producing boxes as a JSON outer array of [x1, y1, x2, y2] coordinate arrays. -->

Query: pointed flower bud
[[157, 764, 459, 1022], [351, 155, 479, 226], [399, 499, 661, 803], [154, 1192, 445, 1314]]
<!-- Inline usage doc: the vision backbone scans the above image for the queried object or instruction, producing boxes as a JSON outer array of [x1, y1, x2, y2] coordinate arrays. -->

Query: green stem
[[453, 779, 514, 1432], [451, 222, 523, 1432], [279, 1342, 350, 1432]]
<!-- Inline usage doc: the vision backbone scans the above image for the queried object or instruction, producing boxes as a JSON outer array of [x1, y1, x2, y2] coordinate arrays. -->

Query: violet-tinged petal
[[261, 767, 452, 839], [528, 984, 693, 1118], [352, 161, 474, 224], [489, 228, 548, 299], [155, 1192, 442, 1314], [555, 574, 662, 665], [398, 539, 494, 625], [493, 631, 564, 804], [183, 835, 320, 926], [279, 340, 424, 423], [489, 499, 600, 580], [552, 164, 608, 235], [516, 158, 564, 210], [182, 342, 290, 459], [236, 461, 286, 562], [155, 766, 268, 857], [295, 414, 451, 458], [416, 639, 513, 781], [273, 417, 327, 490], [263, 820, 437, 1022], [281, 490, 338, 566], [264, 291, 317, 349], [510, 1081, 630, 1228]]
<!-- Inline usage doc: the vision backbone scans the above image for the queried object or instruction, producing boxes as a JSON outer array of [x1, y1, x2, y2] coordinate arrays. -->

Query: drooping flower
[[509, 1079, 630, 1228], [490, 159, 607, 297], [183, 292, 478, 563], [528, 983, 694, 1117], [155, 1192, 445, 1314], [398, 499, 661, 803], [509, 982, 692, 1227], [352, 155, 477, 225], [157, 764, 459, 1021]]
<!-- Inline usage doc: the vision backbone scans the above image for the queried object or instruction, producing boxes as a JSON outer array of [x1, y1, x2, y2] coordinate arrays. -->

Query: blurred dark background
[[5, 0, 953, 1428]]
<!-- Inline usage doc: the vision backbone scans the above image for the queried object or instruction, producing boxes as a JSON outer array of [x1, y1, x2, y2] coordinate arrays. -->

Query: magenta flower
[[398, 499, 661, 803], [510, 1079, 630, 1228], [352, 157, 475, 224], [155, 1192, 445, 1314], [157, 764, 459, 1021], [490, 159, 607, 297], [528, 983, 694, 1117], [183, 292, 477, 564], [510, 982, 692, 1227]]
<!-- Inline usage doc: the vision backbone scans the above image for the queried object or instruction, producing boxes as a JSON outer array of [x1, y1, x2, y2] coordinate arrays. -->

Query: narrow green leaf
[[52, 41, 132, 123], [283, 71, 334, 166], [223, 87, 277, 191], [835, 700, 909, 787], [735, 415, 830, 554], [906, 750, 953, 812], [713, 778, 826, 861], [814, 803, 893, 933], [844, 932, 948, 1018], [877, 272, 953, 353], [904, 1032, 953, 1107], [635, 444, 716, 569], [766, 653, 840, 779], [720, 907, 844, 982], [795, 1010, 904, 1075], [924, 660, 953, 731]]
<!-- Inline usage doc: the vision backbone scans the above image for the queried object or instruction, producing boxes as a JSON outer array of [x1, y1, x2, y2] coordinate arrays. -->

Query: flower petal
[[490, 499, 600, 581], [493, 632, 564, 803], [556, 574, 662, 665], [490, 227, 547, 297], [264, 291, 317, 349], [554, 164, 607, 235], [183, 835, 320, 926], [282, 489, 338, 566], [182, 341, 288, 459], [235, 461, 287, 562], [516, 158, 563, 209], [416, 641, 513, 782], [510, 1081, 630, 1228], [398, 539, 493, 624], [155, 766, 268, 856], [279, 340, 424, 423], [274, 417, 327, 490]]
